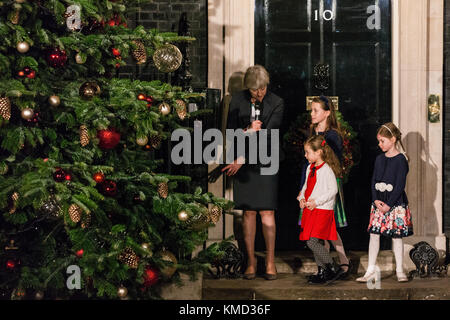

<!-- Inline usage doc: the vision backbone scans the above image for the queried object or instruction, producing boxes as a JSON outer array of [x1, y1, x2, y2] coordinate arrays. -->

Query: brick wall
[[445, 2, 450, 239], [122, 0, 207, 89]]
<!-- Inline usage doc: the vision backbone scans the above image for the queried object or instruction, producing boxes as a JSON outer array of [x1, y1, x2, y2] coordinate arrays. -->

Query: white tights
[[366, 233, 404, 275]]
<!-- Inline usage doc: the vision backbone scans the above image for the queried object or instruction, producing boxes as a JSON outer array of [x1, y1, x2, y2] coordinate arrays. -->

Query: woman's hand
[[306, 199, 317, 210], [374, 200, 384, 211], [221, 159, 243, 176], [299, 199, 306, 209], [249, 120, 262, 131]]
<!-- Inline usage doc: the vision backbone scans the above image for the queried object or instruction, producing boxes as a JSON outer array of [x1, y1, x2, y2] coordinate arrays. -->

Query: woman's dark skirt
[[233, 164, 278, 211]]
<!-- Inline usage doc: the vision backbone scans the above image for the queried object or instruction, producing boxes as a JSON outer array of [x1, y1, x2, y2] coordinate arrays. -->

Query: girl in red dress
[[297, 135, 344, 284]]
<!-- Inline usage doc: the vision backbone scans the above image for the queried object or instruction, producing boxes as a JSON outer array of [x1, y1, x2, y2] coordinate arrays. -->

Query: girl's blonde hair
[[309, 96, 342, 139], [377, 122, 408, 160], [305, 135, 342, 178]]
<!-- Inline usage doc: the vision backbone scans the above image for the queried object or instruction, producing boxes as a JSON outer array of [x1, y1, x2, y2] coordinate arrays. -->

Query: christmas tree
[[0, 0, 231, 300]]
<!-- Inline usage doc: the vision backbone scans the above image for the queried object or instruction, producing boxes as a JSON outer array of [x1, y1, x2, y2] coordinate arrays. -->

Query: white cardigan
[[297, 163, 338, 210]]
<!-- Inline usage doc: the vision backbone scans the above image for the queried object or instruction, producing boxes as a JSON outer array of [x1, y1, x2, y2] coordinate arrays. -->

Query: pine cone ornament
[[118, 247, 139, 269], [80, 125, 89, 146], [175, 99, 187, 120], [11, 9, 20, 24], [150, 134, 162, 149], [131, 40, 147, 65], [208, 205, 222, 224], [0, 97, 11, 120], [68, 204, 82, 223], [9, 192, 19, 214], [187, 208, 211, 231], [157, 182, 168, 199], [80, 212, 91, 229]]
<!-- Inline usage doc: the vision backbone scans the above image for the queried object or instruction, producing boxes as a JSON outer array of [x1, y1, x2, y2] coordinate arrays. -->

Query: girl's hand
[[380, 203, 391, 214], [221, 159, 243, 176], [299, 199, 306, 209], [306, 199, 317, 210], [374, 200, 384, 211]]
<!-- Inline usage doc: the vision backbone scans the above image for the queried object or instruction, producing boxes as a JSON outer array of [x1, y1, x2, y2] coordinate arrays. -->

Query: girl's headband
[[382, 124, 394, 136], [319, 95, 330, 109]]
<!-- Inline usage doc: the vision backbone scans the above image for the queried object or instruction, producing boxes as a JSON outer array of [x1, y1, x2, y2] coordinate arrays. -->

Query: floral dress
[[367, 153, 413, 238]]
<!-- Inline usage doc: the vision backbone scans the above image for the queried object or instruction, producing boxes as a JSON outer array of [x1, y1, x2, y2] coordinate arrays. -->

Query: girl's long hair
[[305, 135, 342, 178], [309, 96, 342, 140], [377, 122, 408, 161]]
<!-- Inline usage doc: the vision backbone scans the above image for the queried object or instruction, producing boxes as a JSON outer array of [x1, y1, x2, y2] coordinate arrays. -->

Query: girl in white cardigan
[[297, 135, 344, 284]]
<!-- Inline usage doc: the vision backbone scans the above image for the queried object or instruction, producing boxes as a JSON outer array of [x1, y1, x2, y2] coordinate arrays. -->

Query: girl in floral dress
[[356, 122, 413, 283]]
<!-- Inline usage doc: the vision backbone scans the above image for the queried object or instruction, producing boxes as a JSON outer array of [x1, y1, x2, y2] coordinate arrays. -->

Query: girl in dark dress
[[298, 96, 351, 279], [223, 65, 284, 280], [356, 122, 413, 283]]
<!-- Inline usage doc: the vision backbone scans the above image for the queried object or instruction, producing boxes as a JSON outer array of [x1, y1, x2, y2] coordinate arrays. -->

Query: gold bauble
[[79, 81, 101, 99], [75, 53, 85, 64], [34, 291, 44, 300], [117, 286, 128, 299], [21, 108, 34, 120], [141, 242, 150, 250], [178, 210, 189, 222], [136, 136, 148, 146], [158, 102, 171, 116], [48, 95, 60, 107], [16, 41, 30, 53], [157, 250, 177, 278], [152, 44, 183, 73]]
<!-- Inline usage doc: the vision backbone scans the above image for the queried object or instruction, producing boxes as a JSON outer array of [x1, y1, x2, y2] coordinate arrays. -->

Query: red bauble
[[46, 48, 68, 68], [26, 70, 36, 79], [143, 266, 159, 288], [112, 48, 120, 56], [97, 129, 121, 150], [6, 260, 16, 269], [65, 173, 72, 181], [76, 249, 84, 258], [101, 179, 117, 196], [53, 168, 66, 182], [93, 172, 105, 183], [137, 94, 146, 101]]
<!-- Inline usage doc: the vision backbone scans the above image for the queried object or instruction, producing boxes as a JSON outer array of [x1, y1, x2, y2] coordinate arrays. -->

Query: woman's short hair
[[244, 65, 270, 90]]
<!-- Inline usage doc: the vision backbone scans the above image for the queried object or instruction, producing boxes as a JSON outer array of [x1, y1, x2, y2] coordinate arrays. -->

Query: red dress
[[299, 162, 338, 241]]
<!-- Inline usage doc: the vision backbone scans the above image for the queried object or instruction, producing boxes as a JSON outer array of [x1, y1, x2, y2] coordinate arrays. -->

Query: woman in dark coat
[[222, 65, 284, 280]]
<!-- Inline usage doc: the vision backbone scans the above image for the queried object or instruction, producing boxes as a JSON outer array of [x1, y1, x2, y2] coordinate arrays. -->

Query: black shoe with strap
[[324, 263, 344, 285], [307, 266, 323, 282], [307, 266, 326, 284]]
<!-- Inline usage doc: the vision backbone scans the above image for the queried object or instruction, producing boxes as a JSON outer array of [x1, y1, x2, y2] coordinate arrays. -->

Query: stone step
[[254, 250, 400, 274], [202, 274, 450, 300]]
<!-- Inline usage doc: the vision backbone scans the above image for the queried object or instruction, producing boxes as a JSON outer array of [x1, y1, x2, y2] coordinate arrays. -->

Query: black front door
[[255, 0, 392, 250]]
